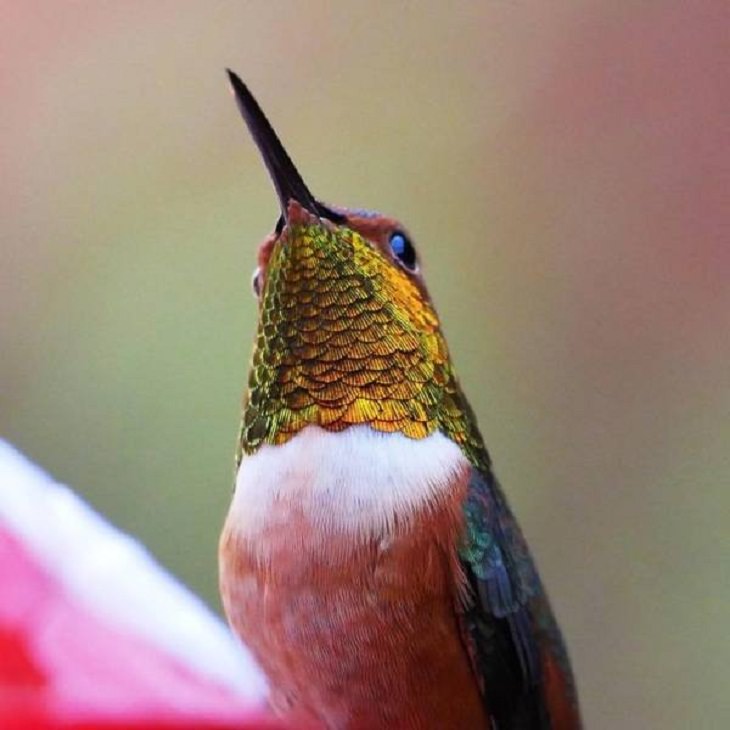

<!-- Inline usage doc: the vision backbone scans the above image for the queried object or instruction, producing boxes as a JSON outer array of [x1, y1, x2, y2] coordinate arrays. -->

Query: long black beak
[[227, 69, 326, 221]]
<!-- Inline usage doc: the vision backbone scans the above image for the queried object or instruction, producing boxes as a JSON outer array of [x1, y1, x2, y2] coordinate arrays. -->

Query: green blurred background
[[2, 2, 727, 727]]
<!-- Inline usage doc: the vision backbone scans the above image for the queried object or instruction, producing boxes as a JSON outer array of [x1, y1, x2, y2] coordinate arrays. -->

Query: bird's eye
[[389, 231, 417, 271], [251, 266, 262, 297]]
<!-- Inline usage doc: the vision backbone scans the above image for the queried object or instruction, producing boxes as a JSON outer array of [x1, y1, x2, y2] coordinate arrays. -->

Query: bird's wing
[[457, 464, 581, 729]]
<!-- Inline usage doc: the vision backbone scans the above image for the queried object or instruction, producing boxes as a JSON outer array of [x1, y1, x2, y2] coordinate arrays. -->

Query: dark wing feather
[[458, 465, 579, 729]]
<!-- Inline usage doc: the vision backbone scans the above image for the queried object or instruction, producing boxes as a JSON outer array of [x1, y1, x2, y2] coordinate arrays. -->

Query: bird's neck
[[229, 424, 470, 545]]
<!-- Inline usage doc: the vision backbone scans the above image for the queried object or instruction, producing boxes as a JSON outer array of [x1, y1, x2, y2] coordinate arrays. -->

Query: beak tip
[[226, 69, 246, 100]]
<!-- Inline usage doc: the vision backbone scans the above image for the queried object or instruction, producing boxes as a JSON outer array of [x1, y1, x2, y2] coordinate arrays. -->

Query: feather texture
[[459, 464, 581, 728]]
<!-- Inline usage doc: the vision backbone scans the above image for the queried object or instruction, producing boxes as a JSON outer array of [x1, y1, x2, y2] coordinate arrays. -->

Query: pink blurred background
[[1, 2, 727, 727]]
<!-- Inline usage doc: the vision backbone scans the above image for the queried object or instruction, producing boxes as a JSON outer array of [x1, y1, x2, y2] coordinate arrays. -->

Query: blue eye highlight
[[251, 266, 262, 297], [389, 231, 417, 271]]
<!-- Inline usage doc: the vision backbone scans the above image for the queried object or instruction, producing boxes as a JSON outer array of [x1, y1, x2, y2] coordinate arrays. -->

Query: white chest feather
[[228, 425, 470, 539]]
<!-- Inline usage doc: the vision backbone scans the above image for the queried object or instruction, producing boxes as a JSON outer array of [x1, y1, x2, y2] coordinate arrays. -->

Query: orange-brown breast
[[219, 467, 487, 729]]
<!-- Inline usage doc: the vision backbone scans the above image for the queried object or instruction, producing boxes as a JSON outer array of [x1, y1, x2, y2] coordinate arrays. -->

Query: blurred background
[[1, 2, 727, 727]]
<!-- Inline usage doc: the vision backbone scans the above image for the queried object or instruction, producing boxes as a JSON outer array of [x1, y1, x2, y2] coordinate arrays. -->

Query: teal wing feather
[[457, 460, 581, 729]]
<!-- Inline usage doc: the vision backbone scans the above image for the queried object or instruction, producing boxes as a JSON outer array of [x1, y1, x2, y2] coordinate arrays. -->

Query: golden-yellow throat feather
[[238, 203, 485, 470]]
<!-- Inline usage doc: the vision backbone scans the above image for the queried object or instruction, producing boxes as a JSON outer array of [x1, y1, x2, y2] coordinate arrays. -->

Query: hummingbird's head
[[228, 71, 479, 462]]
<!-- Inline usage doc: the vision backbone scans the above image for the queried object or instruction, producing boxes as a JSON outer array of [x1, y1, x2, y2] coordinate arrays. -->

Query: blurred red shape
[[0, 441, 285, 730]]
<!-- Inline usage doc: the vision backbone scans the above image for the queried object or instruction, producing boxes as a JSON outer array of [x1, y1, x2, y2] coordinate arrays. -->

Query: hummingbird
[[219, 70, 581, 729]]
